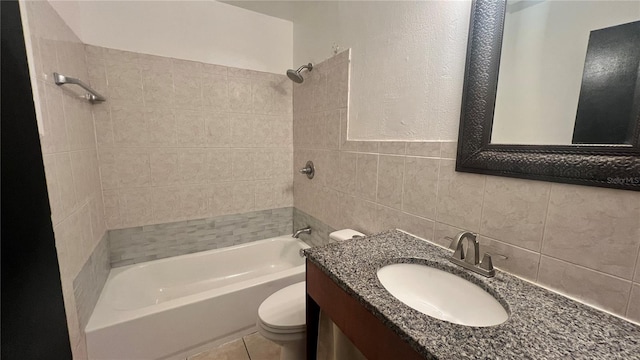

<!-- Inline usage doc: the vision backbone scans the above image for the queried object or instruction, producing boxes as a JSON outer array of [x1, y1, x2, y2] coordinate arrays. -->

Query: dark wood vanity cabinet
[[305, 261, 423, 360]]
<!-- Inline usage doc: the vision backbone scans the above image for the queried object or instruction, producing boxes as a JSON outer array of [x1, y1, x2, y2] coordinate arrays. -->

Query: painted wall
[[293, 1, 471, 141], [48, 0, 293, 74], [20, 2, 108, 358], [293, 52, 640, 324], [492, 0, 640, 145]]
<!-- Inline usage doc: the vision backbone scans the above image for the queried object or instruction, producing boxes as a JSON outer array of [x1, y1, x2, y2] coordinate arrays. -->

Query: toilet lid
[[258, 282, 306, 330]]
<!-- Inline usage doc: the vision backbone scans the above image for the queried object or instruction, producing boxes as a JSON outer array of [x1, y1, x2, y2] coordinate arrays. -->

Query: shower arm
[[297, 63, 313, 73]]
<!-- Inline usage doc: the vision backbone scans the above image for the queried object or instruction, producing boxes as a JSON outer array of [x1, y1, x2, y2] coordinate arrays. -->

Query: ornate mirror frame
[[456, 0, 640, 191]]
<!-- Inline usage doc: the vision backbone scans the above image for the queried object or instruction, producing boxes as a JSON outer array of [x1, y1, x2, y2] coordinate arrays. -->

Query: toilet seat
[[257, 318, 305, 334], [258, 282, 306, 332]]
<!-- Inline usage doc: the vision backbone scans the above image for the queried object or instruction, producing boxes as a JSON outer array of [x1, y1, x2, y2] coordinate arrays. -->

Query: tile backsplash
[[293, 51, 640, 323], [108, 207, 293, 267], [85, 46, 293, 229], [293, 208, 336, 248]]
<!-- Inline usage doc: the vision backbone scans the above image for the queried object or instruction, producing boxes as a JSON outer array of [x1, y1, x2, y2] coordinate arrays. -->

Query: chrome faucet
[[448, 231, 495, 277], [292, 226, 311, 238]]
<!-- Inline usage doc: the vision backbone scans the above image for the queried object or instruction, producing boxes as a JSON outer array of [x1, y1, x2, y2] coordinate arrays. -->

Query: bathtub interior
[[87, 236, 309, 331], [105, 237, 308, 311]]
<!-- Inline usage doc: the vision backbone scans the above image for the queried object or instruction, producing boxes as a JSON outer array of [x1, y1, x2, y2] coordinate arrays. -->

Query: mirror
[[493, 1, 640, 146], [456, 0, 640, 191]]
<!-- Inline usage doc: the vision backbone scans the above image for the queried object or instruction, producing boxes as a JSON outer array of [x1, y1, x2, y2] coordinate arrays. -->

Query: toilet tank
[[329, 229, 365, 242]]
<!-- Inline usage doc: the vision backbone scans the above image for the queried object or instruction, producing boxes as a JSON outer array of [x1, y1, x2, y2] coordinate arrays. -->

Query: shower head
[[286, 63, 313, 83], [286, 69, 304, 83]]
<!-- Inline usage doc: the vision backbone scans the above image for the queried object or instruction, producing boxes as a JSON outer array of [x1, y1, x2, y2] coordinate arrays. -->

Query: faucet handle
[[299, 161, 315, 179], [479, 253, 494, 271]]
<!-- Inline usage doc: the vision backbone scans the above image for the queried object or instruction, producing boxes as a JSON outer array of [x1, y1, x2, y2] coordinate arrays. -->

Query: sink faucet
[[292, 226, 311, 238], [450, 231, 480, 265], [448, 231, 495, 277]]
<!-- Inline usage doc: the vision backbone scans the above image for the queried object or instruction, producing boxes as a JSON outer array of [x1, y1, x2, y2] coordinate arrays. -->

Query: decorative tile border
[[108, 207, 293, 267], [293, 208, 335, 247]]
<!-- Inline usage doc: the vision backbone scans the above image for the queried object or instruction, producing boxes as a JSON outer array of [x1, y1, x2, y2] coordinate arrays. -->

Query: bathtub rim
[[86, 235, 309, 332]]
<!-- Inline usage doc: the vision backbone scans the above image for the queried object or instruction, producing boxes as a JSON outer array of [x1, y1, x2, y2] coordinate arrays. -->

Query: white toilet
[[256, 229, 364, 360]]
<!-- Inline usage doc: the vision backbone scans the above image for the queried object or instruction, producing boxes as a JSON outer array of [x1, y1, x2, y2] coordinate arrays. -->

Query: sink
[[377, 263, 508, 327]]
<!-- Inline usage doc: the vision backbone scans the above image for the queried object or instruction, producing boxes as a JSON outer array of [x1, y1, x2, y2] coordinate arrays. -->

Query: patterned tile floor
[[188, 333, 281, 360]]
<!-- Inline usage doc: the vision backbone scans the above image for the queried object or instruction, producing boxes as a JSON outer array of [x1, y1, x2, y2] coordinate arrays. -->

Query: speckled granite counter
[[304, 230, 640, 359]]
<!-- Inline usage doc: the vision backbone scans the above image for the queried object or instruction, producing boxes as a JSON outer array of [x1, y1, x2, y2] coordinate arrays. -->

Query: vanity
[[302, 1, 640, 356], [304, 230, 640, 359]]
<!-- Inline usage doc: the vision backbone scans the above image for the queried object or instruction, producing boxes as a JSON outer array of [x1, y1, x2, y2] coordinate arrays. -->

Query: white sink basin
[[377, 263, 508, 327]]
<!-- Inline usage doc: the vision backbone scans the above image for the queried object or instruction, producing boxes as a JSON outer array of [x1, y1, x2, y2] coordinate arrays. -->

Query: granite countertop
[[304, 230, 640, 359]]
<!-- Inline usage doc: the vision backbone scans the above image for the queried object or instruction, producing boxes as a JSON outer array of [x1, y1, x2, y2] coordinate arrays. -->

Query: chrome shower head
[[286, 63, 313, 83], [287, 69, 304, 83]]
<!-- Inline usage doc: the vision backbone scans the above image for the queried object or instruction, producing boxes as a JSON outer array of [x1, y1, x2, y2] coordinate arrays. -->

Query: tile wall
[[293, 50, 640, 323], [21, 4, 640, 358], [293, 208, 336, 247], [109, 207, 293, 267], [22, 2, 109, 358], [85, 46, 293, 229], [73, 234, 110, 333]]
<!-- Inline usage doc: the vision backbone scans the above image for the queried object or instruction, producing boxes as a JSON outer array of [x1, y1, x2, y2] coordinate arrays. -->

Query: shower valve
[[299, 161, 315, 179]]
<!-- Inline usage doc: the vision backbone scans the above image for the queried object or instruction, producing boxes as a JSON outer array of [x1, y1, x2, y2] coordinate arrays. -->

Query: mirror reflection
[[491, 0, 640, 146]]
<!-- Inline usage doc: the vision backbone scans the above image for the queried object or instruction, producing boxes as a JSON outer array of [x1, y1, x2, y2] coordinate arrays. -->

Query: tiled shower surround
[[24, 2, 295, 356], [23, 2, 108, 358], [109, 207, 293, 267], [85, 45, 293, 229], [293, 51, 640, 323]]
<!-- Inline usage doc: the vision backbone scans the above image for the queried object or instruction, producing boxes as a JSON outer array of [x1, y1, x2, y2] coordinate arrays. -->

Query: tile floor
[[188, 332, 281, 360]]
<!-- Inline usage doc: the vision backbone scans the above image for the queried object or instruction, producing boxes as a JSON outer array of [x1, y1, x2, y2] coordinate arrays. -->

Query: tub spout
[[292, 226, 311, 238]]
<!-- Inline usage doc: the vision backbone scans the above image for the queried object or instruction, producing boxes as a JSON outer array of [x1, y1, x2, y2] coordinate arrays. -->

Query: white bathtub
[[86, 235, 309, 360]]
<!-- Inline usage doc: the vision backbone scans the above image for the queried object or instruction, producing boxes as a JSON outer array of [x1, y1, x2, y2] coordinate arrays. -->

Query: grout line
[[624, 245, 640, 316], [400, 156, 407, 213], [241, 337, 251, 360], [632, 245, 640, 285], [536, 183, 554, 282], [433, 158, 443, 227], [477, 174, 488, 234], [624, 286, 633, 318], [541, 254, 632, 282], [434, 219, 465, 237], [430, 218, 436, 243], [374, 153, 380, 204], [98, 145, 296, 150], [482, 233, 543, 254]]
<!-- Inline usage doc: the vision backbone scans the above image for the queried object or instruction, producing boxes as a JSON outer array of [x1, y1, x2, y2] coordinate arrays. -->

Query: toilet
[[256, 229, 365, 360]]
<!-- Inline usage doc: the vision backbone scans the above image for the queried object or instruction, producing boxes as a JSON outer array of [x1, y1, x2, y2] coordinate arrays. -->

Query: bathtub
[[86, 235, 309, 360]]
